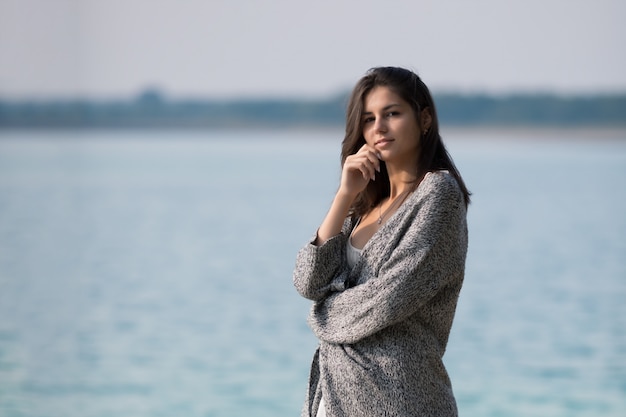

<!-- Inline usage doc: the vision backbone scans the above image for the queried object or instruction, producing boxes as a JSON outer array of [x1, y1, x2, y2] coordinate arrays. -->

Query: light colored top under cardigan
[[293, 171, 468, 417]]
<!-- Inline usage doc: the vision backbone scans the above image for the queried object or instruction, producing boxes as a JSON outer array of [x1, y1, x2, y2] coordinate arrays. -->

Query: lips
[[375, 138, 394, 147]]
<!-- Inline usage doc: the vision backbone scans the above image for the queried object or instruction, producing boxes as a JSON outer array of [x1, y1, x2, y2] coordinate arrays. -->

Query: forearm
[[314, 190, 356, 245], [315, 143, 380, 244], [293, 232, 349, 300]]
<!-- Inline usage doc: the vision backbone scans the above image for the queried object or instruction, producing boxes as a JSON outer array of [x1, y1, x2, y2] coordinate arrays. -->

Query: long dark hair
[[341, 66, 471, 218]]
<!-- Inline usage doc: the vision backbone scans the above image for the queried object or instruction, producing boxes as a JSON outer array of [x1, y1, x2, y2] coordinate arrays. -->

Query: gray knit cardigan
[[293, 171, 468, 417]]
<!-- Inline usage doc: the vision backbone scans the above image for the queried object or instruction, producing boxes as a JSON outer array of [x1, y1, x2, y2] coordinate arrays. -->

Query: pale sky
[[0, 0, 624, 99]]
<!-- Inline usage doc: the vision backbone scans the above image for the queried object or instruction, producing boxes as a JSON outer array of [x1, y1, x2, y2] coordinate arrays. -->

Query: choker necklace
[[377, 190, 410, 225]]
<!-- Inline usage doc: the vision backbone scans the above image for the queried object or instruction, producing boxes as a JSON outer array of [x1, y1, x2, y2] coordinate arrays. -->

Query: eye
[[386, 111, 399, 118], [362, 116, 375, 124]]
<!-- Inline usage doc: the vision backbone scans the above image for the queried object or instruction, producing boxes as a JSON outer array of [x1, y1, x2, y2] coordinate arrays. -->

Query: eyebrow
[[362, 103, 402, 116]]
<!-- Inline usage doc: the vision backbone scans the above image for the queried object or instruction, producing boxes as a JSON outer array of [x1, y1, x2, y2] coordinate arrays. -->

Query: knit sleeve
[[293, 222, 352, 301], [308, 173, 468, 344]]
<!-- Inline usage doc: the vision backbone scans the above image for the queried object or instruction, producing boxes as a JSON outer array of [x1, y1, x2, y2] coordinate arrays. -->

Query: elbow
[[295, 287, 326, 302], [293, 276, 326, 301]]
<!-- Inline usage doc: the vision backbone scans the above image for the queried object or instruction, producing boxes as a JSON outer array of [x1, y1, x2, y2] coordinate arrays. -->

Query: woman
[[293, 67, 471, 417]]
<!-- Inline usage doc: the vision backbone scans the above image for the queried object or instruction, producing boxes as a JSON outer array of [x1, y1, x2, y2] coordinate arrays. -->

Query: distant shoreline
[[440, 125, 626, 138], [1, 125, 625, 142], [1, 91, 625, 130]]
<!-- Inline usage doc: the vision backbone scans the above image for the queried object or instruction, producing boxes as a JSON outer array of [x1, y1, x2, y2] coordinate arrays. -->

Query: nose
[[374, 117, 388, 133]]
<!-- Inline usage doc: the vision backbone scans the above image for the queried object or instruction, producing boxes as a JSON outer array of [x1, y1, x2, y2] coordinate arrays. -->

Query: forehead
[[363, 86, 407, 110]]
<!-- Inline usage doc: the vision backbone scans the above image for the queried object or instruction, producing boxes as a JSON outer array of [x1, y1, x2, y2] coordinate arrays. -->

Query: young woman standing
[[293, 67, 471, 417]]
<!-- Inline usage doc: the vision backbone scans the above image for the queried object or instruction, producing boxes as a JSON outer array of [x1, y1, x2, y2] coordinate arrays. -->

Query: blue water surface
[[0, 128, 624, 417]]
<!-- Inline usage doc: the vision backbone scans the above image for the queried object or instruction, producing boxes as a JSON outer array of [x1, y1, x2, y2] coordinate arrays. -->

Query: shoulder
[[423, 169, 457, 189], [418, 170, 463, 204]]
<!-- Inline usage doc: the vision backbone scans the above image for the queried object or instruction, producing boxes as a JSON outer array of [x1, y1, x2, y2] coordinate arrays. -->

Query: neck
[[386, 165, 419, 198]]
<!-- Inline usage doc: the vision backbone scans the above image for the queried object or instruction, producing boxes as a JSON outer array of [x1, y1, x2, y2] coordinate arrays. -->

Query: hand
[[339, 144, 381, 197]]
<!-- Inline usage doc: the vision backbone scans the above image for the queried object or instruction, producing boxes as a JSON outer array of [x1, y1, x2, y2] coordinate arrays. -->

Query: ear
[[420, 108, 432, 131]]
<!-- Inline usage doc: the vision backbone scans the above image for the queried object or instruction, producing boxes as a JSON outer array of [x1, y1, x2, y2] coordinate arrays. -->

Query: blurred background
[[0, 1, 625, 416]]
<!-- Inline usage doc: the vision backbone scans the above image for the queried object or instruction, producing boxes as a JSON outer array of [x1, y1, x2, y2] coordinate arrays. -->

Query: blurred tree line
[[1, 89, 625, 129]]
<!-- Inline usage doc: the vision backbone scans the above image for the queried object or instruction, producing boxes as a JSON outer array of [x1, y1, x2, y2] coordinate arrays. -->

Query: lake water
[[0, 128, 624, 417]]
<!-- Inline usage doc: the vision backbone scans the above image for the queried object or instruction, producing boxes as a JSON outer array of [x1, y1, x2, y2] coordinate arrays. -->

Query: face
[[361, 86, 427, 169]]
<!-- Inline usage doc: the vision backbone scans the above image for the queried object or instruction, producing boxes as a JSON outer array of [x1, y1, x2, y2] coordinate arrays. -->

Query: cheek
[[407, 122, 422, 143], [362, 126, 375, 144]]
